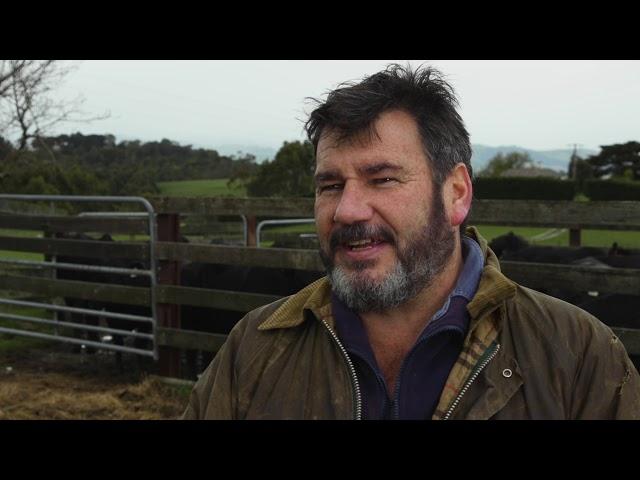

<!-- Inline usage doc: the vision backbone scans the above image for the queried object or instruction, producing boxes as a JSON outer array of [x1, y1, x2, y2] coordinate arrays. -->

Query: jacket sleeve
[[570, 322, 640, 420], [180, 321, 246, 420]]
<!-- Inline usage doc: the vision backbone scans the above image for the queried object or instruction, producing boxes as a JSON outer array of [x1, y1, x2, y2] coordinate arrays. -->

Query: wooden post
[[157, 213, 182, 378], [246, 215, 257, 247], [569, 228, 581, 247]]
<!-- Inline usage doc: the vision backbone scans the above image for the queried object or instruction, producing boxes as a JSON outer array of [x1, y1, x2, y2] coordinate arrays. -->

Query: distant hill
[[214, 144, 277, 163], [219, 142, 600, 172], [471, 145, 598, 175]]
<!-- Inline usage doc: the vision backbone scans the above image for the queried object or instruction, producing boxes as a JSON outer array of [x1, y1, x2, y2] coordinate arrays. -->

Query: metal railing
[[0, 195, 158, 359], [256, 218, 315, 247]]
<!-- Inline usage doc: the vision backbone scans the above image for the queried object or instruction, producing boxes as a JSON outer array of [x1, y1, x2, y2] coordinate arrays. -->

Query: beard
[[318, 191, 455, 313]]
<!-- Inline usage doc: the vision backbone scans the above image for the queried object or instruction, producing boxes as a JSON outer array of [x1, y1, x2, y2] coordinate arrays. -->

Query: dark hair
[[304, 63, 472, 186]]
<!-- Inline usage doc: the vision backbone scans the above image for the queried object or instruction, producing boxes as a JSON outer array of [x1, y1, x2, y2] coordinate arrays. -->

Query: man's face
[[314, 109, 456, 313]]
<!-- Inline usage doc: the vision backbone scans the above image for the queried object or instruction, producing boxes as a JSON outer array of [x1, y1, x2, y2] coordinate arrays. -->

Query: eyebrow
[[314, 170, 342, 185], [357, 162, 403, 176], [314, 162, 404, 184]]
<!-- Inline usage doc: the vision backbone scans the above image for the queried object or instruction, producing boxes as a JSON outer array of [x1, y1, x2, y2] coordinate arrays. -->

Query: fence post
[[569, 228, 581, 247], [246, 215, 257, 247], [157, 213, 182, 378]]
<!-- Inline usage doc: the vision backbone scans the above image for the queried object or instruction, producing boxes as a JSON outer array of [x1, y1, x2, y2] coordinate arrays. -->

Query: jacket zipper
[[321, 318, 362, 420], [392, 325, 463, 419], [442, 342, 501, 420]]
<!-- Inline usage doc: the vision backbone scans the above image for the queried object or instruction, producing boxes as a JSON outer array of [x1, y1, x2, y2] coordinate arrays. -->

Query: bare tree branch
[[0, 60, 109, 154]]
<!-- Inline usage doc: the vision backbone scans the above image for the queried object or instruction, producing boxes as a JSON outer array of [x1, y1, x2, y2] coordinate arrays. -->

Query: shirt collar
[[452, 235, 484, 301], [429, 235, 484, 323]]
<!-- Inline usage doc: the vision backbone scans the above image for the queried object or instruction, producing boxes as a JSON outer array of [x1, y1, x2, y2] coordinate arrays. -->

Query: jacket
[[182, 228, 640, 420]]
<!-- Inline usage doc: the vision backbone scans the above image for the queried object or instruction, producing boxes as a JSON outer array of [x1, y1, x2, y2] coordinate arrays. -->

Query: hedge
[[583, 179, 640, 201], [473, 177, 577, 200]]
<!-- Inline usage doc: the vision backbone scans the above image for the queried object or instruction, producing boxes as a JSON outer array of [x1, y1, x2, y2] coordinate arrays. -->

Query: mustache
[[329, 223, 396, 252]]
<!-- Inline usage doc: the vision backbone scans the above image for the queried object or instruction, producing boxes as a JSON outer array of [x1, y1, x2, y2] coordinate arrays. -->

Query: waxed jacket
[[182, 228, 640, 420]]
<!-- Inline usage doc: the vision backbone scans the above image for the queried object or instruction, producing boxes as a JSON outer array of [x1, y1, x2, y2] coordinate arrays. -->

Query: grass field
[[257, 226, 640, 249], [156, 178, 246, 197], [1, 179, 640, 256], [474, 226, 640, 249], [0, 228, 45, 261]]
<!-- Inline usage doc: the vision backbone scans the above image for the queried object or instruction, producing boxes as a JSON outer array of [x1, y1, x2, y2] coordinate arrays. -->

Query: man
[[182, 64, 640, 419]]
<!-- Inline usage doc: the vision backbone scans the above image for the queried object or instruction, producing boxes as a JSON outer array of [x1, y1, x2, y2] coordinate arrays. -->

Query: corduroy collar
[[465, 226, 517, 328]]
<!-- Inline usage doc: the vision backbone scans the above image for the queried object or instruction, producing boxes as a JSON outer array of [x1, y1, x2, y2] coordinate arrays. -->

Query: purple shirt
[[332, 236, 484, 420]]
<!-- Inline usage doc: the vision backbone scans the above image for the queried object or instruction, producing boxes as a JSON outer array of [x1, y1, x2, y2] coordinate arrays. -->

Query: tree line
[[241, 139, 640, 198], [0, 60, 315, 200], [0, 132, 262, 197], [1, 130, 637, 200], [2, 60, 638, 201], [475, 142, 640, 201]]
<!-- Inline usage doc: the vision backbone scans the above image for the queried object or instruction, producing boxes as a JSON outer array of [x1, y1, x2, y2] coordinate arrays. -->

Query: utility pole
[[567, 143, 583, 179], [566, 143, 585, 247], [568, 143, 583, 155]]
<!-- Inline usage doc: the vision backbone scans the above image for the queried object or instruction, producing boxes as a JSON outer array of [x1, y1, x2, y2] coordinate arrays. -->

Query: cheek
[[314, 203, 334, 236]]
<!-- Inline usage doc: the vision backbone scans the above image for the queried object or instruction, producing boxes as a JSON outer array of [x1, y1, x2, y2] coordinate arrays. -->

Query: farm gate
[[0, 195, 159, 359]]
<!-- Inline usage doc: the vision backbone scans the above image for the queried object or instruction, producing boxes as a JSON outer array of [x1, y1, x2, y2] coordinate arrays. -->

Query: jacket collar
[[258, 226, 517, 332], [257, 276, 332, 331], [465, 226, 517, 332]]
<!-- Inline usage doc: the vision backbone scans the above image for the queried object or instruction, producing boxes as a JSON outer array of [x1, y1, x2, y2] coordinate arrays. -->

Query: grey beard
[[328, 259, 425, 313], [320, 207, 455, 313]]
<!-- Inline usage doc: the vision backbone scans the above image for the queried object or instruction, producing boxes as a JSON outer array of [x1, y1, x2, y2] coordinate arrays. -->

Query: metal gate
[[0, 195, 158, 360]]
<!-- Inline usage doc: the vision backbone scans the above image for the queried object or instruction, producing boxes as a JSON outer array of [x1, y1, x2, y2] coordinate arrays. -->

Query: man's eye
[[372, 177, 396, 185], [318, 184, 343, 193]]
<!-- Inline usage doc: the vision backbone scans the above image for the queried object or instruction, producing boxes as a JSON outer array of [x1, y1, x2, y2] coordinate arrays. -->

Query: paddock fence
[[0, 196, 638, 378]]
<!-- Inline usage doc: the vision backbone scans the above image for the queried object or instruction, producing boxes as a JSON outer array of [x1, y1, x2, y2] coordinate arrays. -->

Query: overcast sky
[[54, 60, 640, 153]]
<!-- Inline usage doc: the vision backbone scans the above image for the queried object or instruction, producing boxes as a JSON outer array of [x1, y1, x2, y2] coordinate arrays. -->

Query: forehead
[[315, 109, 430, 176]]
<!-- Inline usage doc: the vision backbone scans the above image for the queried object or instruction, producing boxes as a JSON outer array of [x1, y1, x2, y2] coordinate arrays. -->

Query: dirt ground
[[0, 343, 192, 420]]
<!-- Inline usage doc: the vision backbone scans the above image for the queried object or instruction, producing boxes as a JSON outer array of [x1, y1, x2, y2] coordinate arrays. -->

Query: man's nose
[[333, 182, 374, 225]]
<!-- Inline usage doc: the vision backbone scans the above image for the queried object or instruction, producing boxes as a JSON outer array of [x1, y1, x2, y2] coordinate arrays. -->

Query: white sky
[[54, 60, 640, 152]]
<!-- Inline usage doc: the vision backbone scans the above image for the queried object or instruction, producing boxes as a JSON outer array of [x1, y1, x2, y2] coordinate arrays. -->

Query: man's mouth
[[328, 223, 395, 258], [345, 238, 386, 251]]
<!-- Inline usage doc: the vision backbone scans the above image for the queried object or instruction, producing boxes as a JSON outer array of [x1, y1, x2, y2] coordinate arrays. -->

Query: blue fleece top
[[332, 236, 484, 420]]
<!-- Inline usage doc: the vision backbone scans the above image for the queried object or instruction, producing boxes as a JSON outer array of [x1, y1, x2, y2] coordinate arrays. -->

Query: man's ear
[[443, 163, 473, 227]]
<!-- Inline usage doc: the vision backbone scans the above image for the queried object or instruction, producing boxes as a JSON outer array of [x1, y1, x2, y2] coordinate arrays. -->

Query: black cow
[[100, 257, 153, 368], [489, 232, 640, 368], [54, 232, 113, 353], [178, 234, 324, 379], [54, 232, 153, 369], [602, 255, 640, 269], [489, 231, 607, 300], [608, 242, 640, 257], [488, 231, 530, 258], [491, 232, 639, 267], [180, 258, 324, 379], [576, 293, 640, 370], [180, 261, 253, 379], [500, 244, 608, 265]]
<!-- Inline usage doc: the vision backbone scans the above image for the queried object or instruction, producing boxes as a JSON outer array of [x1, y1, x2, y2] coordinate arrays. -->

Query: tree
[[586, 141, 640, 181], [478, 151, 533, 178], [0, 60, 107, 156], [245, 141, 315, 197], [0, 135, 13, 161], [568, 152, 594, 192], [227, 154, 259, 190]]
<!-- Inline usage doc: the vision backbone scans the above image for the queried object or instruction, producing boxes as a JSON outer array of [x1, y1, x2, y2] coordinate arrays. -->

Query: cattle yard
[[0, 340, 190, 419], [1, 195, 640, 419]]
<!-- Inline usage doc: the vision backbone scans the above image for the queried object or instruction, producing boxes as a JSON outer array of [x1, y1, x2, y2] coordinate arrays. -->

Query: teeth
[[348, 239, 372, 247]]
